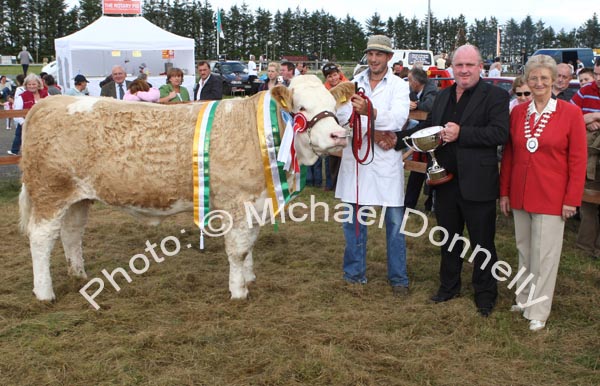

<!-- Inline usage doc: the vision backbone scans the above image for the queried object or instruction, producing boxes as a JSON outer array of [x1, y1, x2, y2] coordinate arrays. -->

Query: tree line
[[0, 0, 598, 63]]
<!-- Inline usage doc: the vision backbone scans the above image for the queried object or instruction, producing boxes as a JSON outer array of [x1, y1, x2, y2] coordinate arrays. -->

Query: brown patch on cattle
[[270, 85, 293, 113], [21, 95, 271, 224], [329, 82, 356, 108]]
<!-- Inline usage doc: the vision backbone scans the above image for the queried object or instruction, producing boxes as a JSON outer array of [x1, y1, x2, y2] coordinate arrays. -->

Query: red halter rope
[[349, 86, 375, 235], [349, 87, 375, 165]]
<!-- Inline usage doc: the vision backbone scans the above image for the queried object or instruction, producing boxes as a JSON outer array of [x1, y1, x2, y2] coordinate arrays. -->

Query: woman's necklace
[[524, 109, 552, 153]]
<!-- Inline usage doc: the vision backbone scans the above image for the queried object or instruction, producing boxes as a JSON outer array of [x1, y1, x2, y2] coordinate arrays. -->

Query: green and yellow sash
[[193, 93, 305, 232]]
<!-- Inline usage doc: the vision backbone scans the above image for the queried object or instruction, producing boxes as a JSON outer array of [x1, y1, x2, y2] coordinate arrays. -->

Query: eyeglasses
[[515, 91, 531, 97]]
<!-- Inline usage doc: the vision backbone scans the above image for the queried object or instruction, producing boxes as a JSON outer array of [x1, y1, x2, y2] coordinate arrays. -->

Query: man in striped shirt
[[571, 58, 600, 259], [571, 58, 600, 130]]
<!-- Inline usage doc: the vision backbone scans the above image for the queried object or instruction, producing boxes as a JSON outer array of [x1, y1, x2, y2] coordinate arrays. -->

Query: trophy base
[[426, 171, 454, 186]]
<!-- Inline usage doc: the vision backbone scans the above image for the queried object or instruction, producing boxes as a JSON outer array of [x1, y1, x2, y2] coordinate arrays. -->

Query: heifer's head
[[271, 75, 351, 165]]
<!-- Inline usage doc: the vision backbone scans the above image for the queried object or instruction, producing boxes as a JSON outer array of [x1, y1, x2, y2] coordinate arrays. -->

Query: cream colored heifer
[[19, 75, 353, 302]]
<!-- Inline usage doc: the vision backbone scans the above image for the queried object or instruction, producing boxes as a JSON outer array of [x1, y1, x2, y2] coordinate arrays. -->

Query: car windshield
[[221, 63, 246, 73]]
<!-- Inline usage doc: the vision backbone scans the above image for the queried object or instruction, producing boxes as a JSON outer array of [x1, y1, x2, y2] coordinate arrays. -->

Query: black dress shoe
[[430, 293, 460, 303], [478, 307, 493, 317]]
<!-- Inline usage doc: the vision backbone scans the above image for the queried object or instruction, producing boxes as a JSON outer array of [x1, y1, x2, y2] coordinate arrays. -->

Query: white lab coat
[[335, 68, 410, 206]]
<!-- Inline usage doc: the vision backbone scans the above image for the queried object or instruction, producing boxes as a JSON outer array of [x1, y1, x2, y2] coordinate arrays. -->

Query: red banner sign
[[103, 0, 141, 15]]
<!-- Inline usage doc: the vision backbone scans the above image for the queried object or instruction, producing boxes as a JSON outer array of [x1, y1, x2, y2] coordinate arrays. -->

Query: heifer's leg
[[61, 200, 91, 278], [224, 224, 260, 299], [30, 217, 62, 301]]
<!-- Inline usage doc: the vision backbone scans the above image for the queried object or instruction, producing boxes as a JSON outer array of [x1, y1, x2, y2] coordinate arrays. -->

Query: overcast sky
[[209, 0, 588, 33]]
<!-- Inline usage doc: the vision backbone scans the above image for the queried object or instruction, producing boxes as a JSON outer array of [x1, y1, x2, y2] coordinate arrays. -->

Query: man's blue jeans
[[342, 204, 408, 287]]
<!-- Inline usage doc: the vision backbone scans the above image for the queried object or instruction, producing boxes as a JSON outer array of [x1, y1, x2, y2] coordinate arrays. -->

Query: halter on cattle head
[[292, 110, 340, 157]]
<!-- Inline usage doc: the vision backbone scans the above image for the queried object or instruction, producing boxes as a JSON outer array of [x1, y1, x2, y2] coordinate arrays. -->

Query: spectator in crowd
[[571, 58, 600, 260], [7, 73, 48, 155], [336, 35, 411, 296], [65, 74, 90, 96], [577, 67, 594, 86], [0, 75, 11, 101], [500, 54, 586, 331], [392, 61, 404, 76], [158, 67, 190, 103], [321, 62, 349, 191], [193, 61, 223, 100], [247, 54, 258, 83], [509, 76, 533, 112], [403, 67, 438, 211], [100, 65, 131, 100], [280, 61, 295, 87], [259, 62, 281, 91], [18, 47, 33, 75], [123, 79, 159, 102], [436, 52, 447, 69], [322, 63, 348, 90], [552, 63, 572, 100], [396, 44, 509, 316], [488, 62, 502, 77], [44, 75, 62, 95]]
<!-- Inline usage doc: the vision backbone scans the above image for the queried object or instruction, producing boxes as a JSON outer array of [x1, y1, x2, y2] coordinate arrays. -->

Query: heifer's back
[[21, 95, 266, 225]]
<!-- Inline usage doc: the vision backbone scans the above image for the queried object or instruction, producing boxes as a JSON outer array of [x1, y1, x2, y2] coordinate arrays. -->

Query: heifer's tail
[[19, 184, 31, 236]]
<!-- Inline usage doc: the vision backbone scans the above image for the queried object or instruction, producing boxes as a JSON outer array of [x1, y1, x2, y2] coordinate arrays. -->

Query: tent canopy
[[55, 16, 196, 91]]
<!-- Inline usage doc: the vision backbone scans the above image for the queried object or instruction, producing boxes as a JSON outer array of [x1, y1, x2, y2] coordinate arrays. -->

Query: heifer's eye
[[298, 106, 306, 112]]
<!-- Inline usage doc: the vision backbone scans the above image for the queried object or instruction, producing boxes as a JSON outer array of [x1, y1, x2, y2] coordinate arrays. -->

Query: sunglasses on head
[[515, 91, 531, 97]]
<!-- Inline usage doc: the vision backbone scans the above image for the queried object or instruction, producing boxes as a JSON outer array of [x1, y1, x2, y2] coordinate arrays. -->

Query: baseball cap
[[74, 74, 88, 83], [322, 63, 340, 77]]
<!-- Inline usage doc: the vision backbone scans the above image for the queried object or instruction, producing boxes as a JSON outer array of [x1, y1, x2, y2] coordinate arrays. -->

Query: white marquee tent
[[55, 16, 196, 95]]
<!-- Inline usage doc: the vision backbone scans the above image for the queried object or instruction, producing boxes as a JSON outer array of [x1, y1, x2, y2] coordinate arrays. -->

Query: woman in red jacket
[[8, 73, 48, 155], [499, 55, 587, 331]]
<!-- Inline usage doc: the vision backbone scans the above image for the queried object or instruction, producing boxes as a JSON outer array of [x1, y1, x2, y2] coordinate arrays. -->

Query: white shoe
[[510, 304, 524, 312], [529, 320, 546, 331], [7, 150, 16, 155]]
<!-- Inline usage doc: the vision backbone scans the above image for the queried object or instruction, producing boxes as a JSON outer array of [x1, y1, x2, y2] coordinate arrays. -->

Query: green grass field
[[0, 64, 44, 78], [0, 178, 598, 385]]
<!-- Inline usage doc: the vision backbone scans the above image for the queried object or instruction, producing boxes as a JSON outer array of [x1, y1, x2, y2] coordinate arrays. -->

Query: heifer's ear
[[329, 81, 355, 108], [271, 85, 294, 112]]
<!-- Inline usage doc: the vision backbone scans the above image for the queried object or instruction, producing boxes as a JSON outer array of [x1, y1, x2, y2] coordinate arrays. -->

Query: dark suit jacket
[[100, 81, 132, 98], [398, 80, 509, 202], [193, 74, 223, 101]]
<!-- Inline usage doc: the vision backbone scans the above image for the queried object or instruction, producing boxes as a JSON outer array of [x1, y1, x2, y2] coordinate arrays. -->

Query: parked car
[[41, 60, 58, 79], [209, 60, 252, 95], [483, 76, 581, 100], [532, 48, 595, 68]]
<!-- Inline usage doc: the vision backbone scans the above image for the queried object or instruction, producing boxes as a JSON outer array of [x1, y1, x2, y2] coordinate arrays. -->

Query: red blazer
[[500, 99, 587, 215]]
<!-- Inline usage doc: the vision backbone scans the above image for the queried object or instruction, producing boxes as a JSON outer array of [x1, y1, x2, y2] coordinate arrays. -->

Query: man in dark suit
[[404, 67, 438, 210], [396, 44, 509, 317], [100, 65, 131, 99], [193, 61, 223, 101]]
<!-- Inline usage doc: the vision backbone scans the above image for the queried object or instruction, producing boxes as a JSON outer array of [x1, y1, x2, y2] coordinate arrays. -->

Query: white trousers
[[513, 209, 565, 322]]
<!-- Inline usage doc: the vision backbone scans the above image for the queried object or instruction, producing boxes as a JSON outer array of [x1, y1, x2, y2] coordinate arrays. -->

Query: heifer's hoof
[[243, 272, 256, 283], [230, 287, 249, 300], [33, 288, 56, 302], [67, 267, 88, 279]]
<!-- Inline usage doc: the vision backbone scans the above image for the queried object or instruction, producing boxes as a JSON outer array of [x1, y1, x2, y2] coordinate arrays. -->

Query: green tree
[[365, 12, 385, 35], [78, 0, 101, 28], [577, 13, 600, 48]]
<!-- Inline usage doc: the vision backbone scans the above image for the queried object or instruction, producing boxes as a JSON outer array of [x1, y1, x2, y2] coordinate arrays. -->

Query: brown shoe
[[392, 285, 409, 297]]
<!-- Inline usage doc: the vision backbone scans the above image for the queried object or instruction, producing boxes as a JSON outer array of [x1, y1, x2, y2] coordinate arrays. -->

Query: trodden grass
[[0, 180, 598, 385]]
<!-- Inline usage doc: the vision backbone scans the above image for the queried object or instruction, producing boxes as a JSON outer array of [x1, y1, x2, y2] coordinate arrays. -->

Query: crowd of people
[[2, 39, 598, 332]]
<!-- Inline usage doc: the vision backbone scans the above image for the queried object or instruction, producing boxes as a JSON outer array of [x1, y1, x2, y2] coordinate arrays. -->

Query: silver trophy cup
[[403, 126, 453, 186]]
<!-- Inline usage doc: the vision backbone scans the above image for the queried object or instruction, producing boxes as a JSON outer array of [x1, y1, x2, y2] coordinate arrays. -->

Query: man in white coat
[[335, 35, 411, 295]]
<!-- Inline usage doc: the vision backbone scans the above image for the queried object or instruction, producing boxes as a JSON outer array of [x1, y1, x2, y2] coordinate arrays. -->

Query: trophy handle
[[403, 136, 415, 151]]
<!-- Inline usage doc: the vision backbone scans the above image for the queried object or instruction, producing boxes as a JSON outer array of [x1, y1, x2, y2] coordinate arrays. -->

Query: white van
[[353, 49, 434, 78]]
